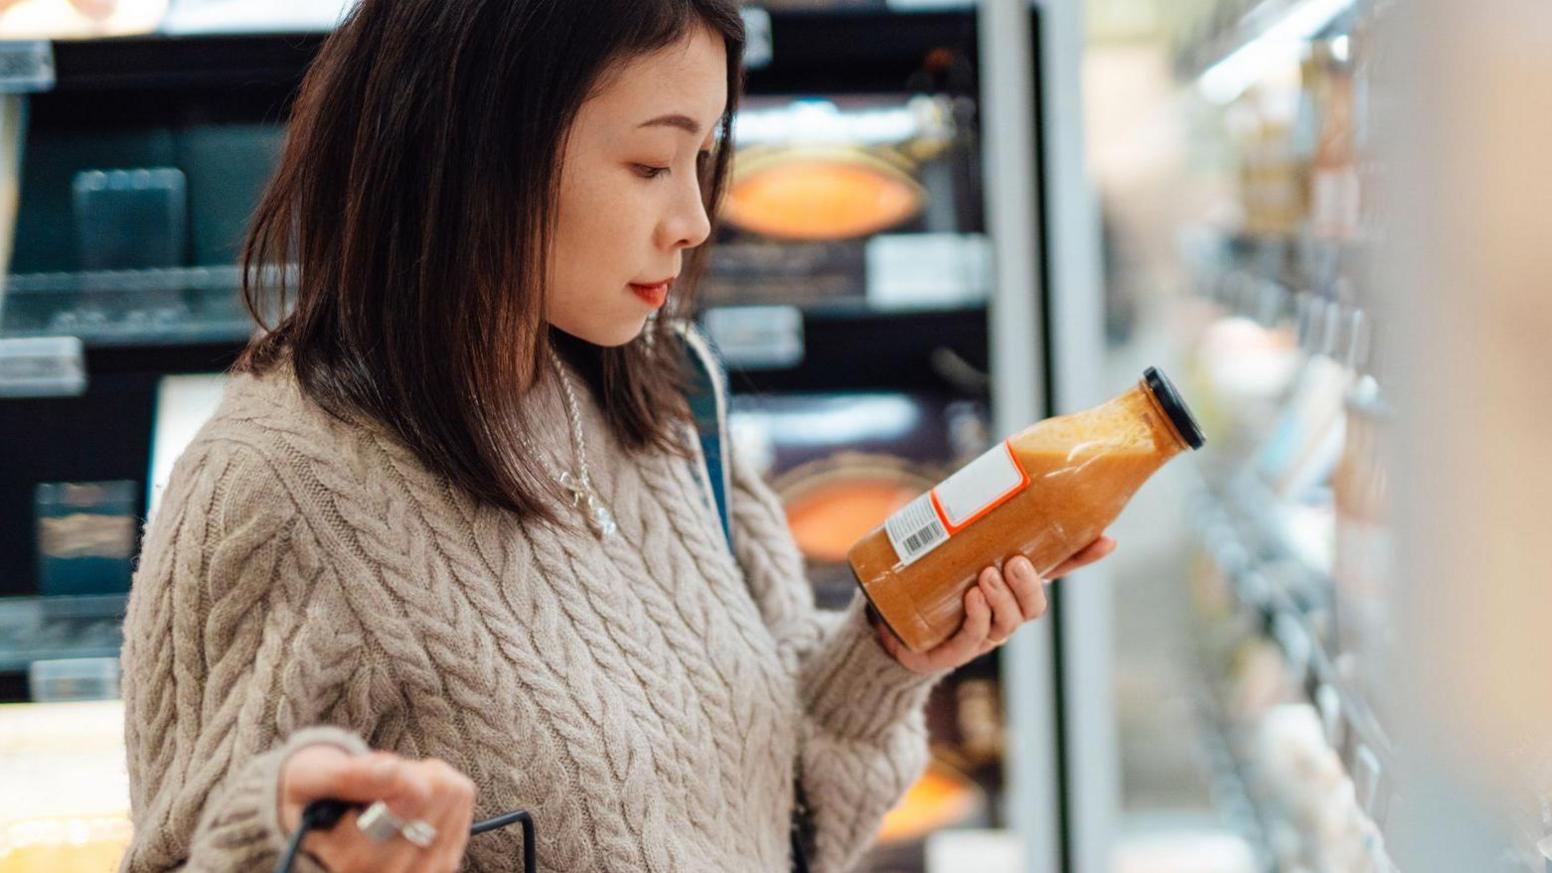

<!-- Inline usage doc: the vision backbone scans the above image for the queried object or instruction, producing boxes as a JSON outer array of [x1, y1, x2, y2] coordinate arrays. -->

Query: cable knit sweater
[[117, 359, 941, 873]]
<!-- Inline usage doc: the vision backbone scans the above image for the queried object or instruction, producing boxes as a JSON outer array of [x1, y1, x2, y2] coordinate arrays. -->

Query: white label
[[0, 42, 53, 93], [885, 493, 949, 567], [0, 336, 85, 398], [934, 441, 1024, 529], [701, 305, 804, 370], [866, 233, 992, 311], [740, 7, 773, 69]]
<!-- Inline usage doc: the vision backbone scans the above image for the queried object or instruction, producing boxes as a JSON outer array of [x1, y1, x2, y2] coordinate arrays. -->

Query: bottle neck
[[1136, 382, 1191, 457]]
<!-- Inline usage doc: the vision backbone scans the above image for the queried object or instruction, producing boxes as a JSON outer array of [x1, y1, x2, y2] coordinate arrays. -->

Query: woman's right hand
[[278, 744, 477, 873]]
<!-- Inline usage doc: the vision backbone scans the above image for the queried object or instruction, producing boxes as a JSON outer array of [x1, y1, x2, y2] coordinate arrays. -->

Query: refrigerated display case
[[1097, 0, 1552, 869]]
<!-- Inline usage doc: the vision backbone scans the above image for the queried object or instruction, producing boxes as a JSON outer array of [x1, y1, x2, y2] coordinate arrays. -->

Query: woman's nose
[[662, 178, 713, 251]]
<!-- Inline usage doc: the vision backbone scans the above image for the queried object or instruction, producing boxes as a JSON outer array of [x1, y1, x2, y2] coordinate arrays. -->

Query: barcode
[[903, 519, 946, 554], [885, 493, 950, 566]]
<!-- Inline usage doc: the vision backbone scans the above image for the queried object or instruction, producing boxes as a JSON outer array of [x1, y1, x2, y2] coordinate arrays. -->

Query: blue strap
[[677, 323, 810, 873], [676, 322, 734, 549]]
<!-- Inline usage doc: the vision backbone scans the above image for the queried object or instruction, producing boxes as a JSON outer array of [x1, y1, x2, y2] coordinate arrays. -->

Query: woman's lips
[[629, 281, 670, 308]]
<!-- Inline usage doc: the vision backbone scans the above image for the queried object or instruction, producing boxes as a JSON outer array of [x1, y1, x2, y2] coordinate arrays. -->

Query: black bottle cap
[[1143, 367, 1206, 451]]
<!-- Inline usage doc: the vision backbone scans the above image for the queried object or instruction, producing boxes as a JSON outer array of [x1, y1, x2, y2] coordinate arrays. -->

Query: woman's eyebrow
[[638, 113, 702, 136]]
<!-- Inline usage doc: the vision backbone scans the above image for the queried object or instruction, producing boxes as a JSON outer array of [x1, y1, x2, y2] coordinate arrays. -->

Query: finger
[[1049, 536, 1117, 578], [326, 761, 465, 873], [278, 744, 354, 832], [309, 806, 406, 873], [978, 565, 1022, 647], [924, 586, 993, 668], [295, 751, 436, 829], [1003, 555, 1049, 622], [421, 762, 477, 873]]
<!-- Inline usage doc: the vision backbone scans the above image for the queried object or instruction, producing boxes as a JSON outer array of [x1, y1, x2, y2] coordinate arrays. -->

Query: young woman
[[117, 2, 1115, 871]]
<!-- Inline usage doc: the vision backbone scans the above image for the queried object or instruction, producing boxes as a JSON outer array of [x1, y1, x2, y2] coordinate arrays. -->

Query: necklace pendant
[[584, 492, 617, 538], [556, 471, 614, 537]]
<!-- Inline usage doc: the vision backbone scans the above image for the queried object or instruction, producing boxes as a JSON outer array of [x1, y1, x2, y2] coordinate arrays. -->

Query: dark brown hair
[[237, 0, 745, 522]]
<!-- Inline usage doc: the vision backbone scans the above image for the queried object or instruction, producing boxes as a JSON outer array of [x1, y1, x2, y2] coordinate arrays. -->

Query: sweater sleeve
[[727, 449, 948, 873], [119, 442, 378, 873]]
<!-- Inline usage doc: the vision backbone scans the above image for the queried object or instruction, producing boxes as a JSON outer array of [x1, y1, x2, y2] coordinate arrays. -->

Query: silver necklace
[[526, 345, 617, 538]]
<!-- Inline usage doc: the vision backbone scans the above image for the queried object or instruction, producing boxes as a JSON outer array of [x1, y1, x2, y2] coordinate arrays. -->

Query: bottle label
[[884, 440, 1029, 566], [884, 493, 949, 567]]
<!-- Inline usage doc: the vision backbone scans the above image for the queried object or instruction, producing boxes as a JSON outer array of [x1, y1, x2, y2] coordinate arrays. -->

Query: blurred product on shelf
[[0, 0, 163, 38], [1229, 91, 1306, 242], [1300, 37, 1360, 244], [33, 481, 136, 597], [724, 148, 925, 241], [731, 392, 984, 606], [876, 760, 983, 845], [1255, 349, 1348, 499], [0, 700, 131, 873], [703, 95, 985, 310], [1251, 704, 1388, 873], [852, 368, 1205, 653], [72, 168, 187, 272], [1330, 375, 1391, 712], [777, 453, 937, 604], [1189, 314, 1300, 453]]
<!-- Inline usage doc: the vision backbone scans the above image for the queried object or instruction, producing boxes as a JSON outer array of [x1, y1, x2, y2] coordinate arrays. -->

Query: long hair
[[237, 0, 745, 522]]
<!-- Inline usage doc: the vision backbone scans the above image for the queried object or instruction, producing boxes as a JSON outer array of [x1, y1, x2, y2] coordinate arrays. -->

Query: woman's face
[[546, 25, 727, 347]]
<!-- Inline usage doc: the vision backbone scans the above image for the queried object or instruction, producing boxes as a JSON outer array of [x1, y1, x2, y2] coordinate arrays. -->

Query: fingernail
[[371, 758, 396, 782], [986, 568, 1004, 591]]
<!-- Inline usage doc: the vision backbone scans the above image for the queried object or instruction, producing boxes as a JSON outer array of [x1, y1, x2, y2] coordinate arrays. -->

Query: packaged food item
[[723, 148, 926, 241], [849, 368, 1205, 652], [1331, 377, 1393, 707]]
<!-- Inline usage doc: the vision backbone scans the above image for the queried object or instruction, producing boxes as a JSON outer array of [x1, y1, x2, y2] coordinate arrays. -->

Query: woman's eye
[[635, 164, 671, 180]]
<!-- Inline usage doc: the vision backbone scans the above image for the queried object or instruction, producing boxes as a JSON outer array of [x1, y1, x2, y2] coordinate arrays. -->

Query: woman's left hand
[[878, 536, 1118, 675]]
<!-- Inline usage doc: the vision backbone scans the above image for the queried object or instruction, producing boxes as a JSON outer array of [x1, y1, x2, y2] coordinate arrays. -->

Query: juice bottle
[[848, 367, 1205, 652]]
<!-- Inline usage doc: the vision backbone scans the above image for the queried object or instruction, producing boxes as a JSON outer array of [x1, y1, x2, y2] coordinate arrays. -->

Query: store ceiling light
[[1197, 0, 1358, 104]]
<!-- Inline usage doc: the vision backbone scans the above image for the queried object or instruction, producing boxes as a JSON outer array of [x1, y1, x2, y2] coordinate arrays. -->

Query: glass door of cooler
[[1087, 0, 1552, 871], [1086, 0, 1407, 870]]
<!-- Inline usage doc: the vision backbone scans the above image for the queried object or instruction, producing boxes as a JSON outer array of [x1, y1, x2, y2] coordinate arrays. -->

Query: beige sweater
[[117, 360, 940, 873]]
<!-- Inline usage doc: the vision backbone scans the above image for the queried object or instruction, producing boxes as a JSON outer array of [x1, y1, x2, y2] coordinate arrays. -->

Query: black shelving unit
[[0, 7, 996, 702], [40, 9, 979, 96], [16, 6, 987, 385]]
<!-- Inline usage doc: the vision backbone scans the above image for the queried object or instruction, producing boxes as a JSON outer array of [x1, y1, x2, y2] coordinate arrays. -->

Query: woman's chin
[[554, 317, 650, 349]]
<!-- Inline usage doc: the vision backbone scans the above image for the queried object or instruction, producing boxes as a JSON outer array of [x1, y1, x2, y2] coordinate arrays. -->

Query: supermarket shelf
[[1197, 265, 1373, 372], [1, 266, 256, 348], [1191, 479, 1406, 873], [0, 594, 126, 675], [715, 303, 989, 396], [0, 266, 988, 390], [1188, 676, 1277, 873], [1191, 472, 1398, 824]]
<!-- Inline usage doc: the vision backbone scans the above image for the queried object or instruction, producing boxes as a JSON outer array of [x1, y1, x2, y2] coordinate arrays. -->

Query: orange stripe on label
[[930, 439, 1030, 536]]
